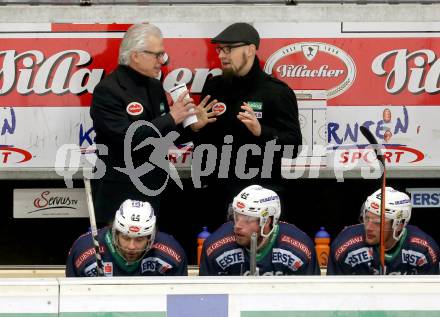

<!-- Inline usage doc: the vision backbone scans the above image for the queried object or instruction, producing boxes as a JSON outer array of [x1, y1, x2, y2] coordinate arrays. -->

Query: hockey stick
[[250, 232, 258, 276], [84, 177, 104, 277], [359, 126, 386, 275]]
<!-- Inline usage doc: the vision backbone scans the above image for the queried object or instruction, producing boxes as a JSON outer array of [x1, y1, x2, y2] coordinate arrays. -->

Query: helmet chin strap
[[256, 223, 275, 251], [256, 235, 270, 251], [245, 233, 268, 252], [114, 242, 149, 264], [113, 231, 154, 264], [260, 216, 275, 238], [392, 221, 405, 240], [384, 227, 406, 251]]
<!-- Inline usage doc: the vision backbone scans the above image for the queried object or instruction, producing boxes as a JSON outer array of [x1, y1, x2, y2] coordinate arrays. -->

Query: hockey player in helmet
[[66, 199, 187, 277], [199, 185, 320, 276], [327, 187, 439, 275]]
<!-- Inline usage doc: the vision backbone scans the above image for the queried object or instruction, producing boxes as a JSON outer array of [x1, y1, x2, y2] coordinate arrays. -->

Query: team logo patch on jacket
[[126, 102, 144, 115], [247, 101, 263, 118], [212, 102, 226, 115], [159, 102, 166, 115]]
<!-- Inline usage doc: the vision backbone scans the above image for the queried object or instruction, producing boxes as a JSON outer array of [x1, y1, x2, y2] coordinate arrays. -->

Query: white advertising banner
[[327, 106, 440, 169], [13, 188, 89, 218]]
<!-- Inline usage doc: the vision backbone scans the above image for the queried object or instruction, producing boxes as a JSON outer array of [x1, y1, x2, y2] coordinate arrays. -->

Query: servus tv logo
[[30, 190, 79, 214]]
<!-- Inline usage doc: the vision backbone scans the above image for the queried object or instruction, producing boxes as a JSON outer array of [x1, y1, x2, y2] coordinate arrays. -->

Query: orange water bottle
[[197, 227, 211, 266], [315, 227, 330, 268]]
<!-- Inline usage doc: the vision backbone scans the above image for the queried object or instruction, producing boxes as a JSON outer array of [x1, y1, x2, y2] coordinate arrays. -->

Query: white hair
[[118, 23, 163, 65]]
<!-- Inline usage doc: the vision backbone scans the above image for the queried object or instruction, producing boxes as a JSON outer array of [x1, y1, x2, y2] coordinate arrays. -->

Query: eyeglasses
[[141, 50, 167, 60], [215, 43, 249, 55]]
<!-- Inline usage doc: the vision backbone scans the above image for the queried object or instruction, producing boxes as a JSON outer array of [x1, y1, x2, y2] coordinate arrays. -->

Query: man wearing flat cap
[[190, 22, 302, 228]]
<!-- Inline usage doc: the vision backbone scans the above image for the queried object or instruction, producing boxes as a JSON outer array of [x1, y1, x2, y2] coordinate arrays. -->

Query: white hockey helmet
[[112, 199, 156, 252], [232, 185, 281, 237], [363, 187, 412, 240]]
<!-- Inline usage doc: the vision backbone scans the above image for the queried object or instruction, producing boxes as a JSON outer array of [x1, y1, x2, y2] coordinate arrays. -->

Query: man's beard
[[222, 52, 248, 80], [222, 68, 235, 80]]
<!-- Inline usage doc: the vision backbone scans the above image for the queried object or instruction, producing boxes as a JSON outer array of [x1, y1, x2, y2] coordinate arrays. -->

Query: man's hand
[[237, 103, 261, 137], [169, 89, 197, 125], [190, 95, 218, 132]]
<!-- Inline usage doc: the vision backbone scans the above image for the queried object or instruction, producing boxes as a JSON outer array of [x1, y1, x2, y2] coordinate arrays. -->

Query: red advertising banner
[[1, 23, 439, 170], [1, 26, 440, 107]]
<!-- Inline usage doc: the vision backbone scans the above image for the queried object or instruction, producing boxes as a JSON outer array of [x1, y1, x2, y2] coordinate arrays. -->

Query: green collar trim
[[379, 228, 407, 263], [256, 225, 279, 262], [104, 230, 142, 273]]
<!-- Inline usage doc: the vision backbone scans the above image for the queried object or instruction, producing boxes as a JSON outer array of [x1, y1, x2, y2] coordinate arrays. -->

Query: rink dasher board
[[1, 276, 440, 316]]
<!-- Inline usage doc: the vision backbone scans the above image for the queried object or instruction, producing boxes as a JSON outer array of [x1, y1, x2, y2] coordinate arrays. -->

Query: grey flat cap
[[211, 23, 260, 49]]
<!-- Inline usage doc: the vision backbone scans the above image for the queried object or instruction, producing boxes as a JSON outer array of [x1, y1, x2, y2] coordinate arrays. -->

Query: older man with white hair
[[90, 23, 216, 225]]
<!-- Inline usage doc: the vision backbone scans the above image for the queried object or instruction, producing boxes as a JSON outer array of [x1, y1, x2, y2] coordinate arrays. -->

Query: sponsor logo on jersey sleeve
[[206, 235, 236, 257], [334, 235, 364, 261], [152, 242, 182, 263], [410, 237, 438, 263], [280, 235, 312, 260], [75, 247, 95, 268]]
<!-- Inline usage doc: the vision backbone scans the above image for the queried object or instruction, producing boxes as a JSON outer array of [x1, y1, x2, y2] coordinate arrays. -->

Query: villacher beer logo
[[264, 42, 356, 99]]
